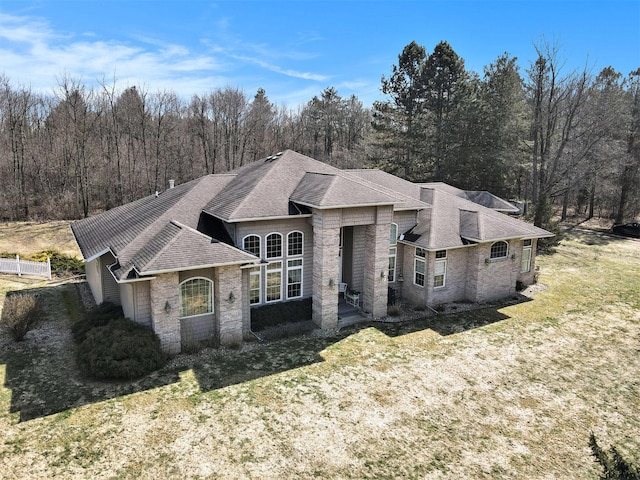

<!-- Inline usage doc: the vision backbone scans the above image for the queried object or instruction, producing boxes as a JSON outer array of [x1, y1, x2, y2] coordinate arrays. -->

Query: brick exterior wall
[[150, 272, 181, 354], [361, 206, 392, 317], [350, 226, 366, 292], [428, 247, 470, 305]]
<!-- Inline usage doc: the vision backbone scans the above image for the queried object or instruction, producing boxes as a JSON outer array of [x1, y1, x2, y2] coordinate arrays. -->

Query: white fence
[[0, 255, 51, 280]]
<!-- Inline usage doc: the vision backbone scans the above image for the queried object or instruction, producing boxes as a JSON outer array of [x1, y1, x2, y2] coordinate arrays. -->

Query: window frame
[[434, 258, 447, 288], [490, 241, 509, 259], [286, 258, 303, 299], [249, 266, 261, 305], [179, 277, 214, 318], [390, 223, 398, 245], [287, 231, 304, 257], [265, 232, 283, 260], [388, 246, 397, 282], [265, 261, 283, 303]]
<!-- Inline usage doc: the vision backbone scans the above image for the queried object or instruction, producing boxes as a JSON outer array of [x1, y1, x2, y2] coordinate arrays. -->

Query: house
[[71, 150, 553, 353]]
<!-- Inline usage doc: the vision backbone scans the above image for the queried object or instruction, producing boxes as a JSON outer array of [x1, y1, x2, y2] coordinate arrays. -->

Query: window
[[390, 223, 398, 245], [388, 247, 397, 282], [434, 259, 446, 288], [266, 261, 282, 302], [287, 258, 303, 299], [434, 250, 447, 288], [388, 223, 398, 282], [287, 231, 303, 257], [522, 240, 532, 273], [490, 241, 508, 259], [249, 267, 261, 304], [179, 278, 213, 318], [243, 235, 261, 257], [266, 233, 282, 259], [414, 248, 426, 287]]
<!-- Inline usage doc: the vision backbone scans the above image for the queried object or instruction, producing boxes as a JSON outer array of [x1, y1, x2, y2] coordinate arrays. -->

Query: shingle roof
[[403, 186, 553, 250], [290, 172, 398, 208]]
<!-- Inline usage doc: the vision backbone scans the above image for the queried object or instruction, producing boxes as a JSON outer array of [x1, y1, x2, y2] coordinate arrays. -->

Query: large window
[[266, 233, 282, 259], [414, 247, 426, 287], [179, 278, 213, 318], [266, 261, 282, 302], [434, 250, 447, 288], [490, 241, 509, 259], [287, 231, 303, 257], [521, 239, 532, 273], [243, 234, 261, 257], [249, 267, 261, 304], [287, 258, 303, 299]]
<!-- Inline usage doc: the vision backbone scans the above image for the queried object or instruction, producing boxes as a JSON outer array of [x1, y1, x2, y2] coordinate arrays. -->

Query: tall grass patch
[[0, 292, 43, 341]]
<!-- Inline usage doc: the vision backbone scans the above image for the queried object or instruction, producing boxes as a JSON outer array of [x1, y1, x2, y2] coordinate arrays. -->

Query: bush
[[251, 298, 312, 332], [76, 317, 165, 380], [590, 432, 640, 480], [0, 292, 43, 341], [71, 302, 124, 343]]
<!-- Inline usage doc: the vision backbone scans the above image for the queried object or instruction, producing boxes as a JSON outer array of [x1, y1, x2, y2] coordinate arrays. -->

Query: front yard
[[0, 228, 639, 479]]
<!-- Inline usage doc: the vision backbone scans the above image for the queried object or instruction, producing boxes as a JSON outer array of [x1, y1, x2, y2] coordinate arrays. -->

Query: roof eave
[[291, 200, 397, 210], [140, 259, 261, 275]]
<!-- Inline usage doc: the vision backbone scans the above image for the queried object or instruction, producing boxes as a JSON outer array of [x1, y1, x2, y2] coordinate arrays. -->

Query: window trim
[[265, 232, 283, 260], [178, 277, 214, 319], [265, 261, 283, 303], [521, 243, 532, 273], [414, 248, 426, 287], [287, 230, 304, 257], [390, 223, 398, 246], [242, 234, 261, 257], [388, 246, 397, 282], [490, 241, 509, 259], [434, 258, 447, 288], [249, 266, 261, 305]]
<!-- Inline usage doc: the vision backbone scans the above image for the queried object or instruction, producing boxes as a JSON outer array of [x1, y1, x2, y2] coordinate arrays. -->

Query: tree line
[[1, 40, 638, 229]]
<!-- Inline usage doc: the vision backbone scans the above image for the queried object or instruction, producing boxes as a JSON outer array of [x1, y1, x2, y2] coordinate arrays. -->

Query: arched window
[[287, 231, 303, 256], [490, 241, 509, 259], [266, 233, 283, 259], [243, 234, 261, 257], [179, 277, 213, 318]]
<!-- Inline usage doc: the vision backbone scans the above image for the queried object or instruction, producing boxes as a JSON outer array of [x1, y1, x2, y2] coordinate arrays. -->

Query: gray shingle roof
[[420, 182, 519, 213], [403, 186, 553, 250]]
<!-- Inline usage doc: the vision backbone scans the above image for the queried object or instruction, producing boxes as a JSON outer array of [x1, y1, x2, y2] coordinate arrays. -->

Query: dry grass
[[0, 226, 639, 479], [0, 220, 80, 258]]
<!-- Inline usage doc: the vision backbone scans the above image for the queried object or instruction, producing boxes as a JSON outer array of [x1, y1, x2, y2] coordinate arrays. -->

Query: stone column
[[312, 209, 341, 329], [150, 272, 181, 354], [216, 265, 244, 346], [362, 206, 392, 318]]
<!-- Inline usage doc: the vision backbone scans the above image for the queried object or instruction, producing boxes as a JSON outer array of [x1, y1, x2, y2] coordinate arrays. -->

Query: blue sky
[[1, 0, 638, 107]]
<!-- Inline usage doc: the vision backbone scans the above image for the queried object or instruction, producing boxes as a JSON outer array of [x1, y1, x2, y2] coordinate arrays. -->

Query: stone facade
[[215, 265, 245, 346], [362, 206, 392, 317], [311, 209, 341, 329]]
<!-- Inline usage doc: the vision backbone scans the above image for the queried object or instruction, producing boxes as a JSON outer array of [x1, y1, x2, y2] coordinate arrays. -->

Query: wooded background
[[1, 40, 638, 229]]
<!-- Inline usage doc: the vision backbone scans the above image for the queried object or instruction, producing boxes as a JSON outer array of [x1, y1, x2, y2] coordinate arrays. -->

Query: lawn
[[0, 227, 638, 479]]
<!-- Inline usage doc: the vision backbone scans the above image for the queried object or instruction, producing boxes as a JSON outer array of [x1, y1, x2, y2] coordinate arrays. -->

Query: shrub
[[76, 317, 165, 380], [251, 298, 312, 331], [590, 432, 640, 480], [0, 292, 43, 341], [71, 302, 124, 343]]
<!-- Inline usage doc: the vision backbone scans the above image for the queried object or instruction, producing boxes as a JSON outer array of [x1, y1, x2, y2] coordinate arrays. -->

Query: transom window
[[179, 278, 213, 318], [416, 247, 426, 258], [287, 231, 303, 257], [243, 235, 261, 257], [490, 241, 509, 259], [266, 233, 282, 259], [435, 249, 447, 259], [390, 223, 398, 245]]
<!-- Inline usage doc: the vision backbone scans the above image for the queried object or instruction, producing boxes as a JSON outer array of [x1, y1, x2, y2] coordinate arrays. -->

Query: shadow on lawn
[[1, 281, 517, 423]]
